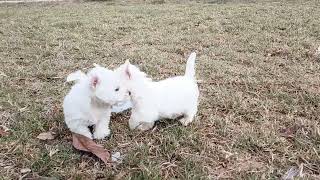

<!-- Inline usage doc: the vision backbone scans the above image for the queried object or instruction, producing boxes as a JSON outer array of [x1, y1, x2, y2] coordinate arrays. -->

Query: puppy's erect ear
[[91, 76, 99, 89], [124, 60, 132, 80]]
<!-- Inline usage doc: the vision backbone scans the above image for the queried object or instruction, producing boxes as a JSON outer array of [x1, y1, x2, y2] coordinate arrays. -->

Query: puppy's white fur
[[116, 52, 199, 130], [63, 65, 129, 139], [66, 69, 133, 113]]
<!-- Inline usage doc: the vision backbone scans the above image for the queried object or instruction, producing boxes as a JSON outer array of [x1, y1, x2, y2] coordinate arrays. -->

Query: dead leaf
[[0, 130, 8, 136], [36, 131, 55, 140], [111, 152, 123, 164], [20, 168, 31, 174], [282, 164, 304, 180], [49, 148, 59, 157], [280, 125, 301, 138], [0, 125, 10, 137], [282, 167, 299, 180], [72, 133, 111, 165]]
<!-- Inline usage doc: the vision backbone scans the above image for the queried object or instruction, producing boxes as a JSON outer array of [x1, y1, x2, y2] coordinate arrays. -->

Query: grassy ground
[[1, 0, 320, 179]]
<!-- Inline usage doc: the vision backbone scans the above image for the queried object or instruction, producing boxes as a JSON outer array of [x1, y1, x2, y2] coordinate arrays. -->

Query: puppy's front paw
[[93, 128, 110, 139]]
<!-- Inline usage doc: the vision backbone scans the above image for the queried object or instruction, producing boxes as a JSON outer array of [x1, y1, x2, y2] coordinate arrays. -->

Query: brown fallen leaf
[[36, 131, 55, 140], [49, 148, 59, 157], [0, 126, 9, 137], [280, 125, 301, 139], [72, 133, 111, 165]]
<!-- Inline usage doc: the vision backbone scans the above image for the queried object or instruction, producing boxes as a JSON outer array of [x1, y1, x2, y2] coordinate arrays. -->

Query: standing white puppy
[[116, 52, 199, 130], [63, 66, 129, 139]]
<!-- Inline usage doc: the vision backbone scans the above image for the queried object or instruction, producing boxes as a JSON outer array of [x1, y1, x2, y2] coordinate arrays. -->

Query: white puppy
[[63, 65, 129, 139], [116, 52, 199, 130]]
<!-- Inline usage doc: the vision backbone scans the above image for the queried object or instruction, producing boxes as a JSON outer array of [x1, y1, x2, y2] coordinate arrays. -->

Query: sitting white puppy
[[116, 52, 199, 130], [63, 65, 129, 139]]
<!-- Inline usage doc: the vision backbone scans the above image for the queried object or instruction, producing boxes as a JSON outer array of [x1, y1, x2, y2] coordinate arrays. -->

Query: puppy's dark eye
[[115, 87, 120, 92]]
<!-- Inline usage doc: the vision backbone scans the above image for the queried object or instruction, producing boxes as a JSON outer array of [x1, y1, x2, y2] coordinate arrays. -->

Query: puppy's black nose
[[128, 91, 131, 96]]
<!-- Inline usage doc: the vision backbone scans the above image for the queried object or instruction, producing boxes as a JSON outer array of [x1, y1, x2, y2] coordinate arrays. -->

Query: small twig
[[313, 147, 320, 160], [46, 76, 63, 79], [19, 173, 29, 180]]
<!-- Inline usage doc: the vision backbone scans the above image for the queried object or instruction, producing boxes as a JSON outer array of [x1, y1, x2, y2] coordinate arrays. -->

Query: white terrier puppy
[[116, 52, 199, 130], [63, 65, 129, 139]]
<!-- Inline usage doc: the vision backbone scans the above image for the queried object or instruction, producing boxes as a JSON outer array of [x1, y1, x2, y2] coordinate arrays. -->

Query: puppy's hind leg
[[179, 107, 198, 126]]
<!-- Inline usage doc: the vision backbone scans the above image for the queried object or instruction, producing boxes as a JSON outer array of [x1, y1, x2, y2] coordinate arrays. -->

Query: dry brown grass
[[0, 0, 320, 179]]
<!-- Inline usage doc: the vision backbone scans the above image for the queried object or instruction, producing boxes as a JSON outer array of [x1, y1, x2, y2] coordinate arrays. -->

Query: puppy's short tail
[[184, 52, 197, 79], [66, 70, 87, 83]]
